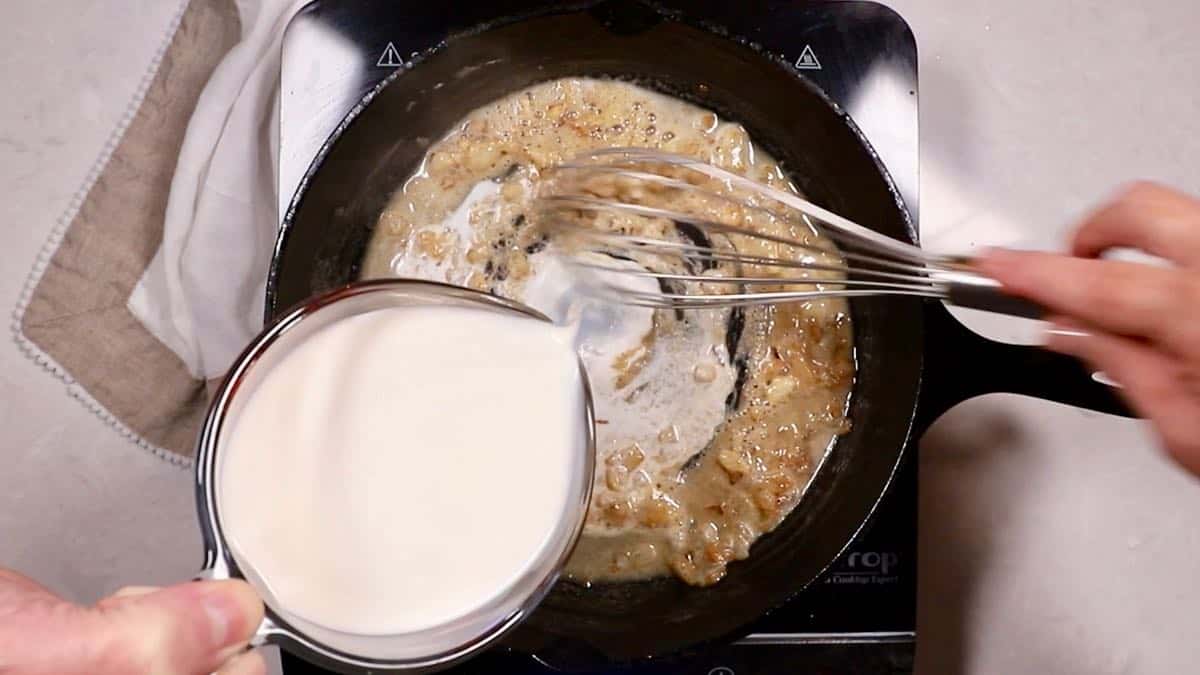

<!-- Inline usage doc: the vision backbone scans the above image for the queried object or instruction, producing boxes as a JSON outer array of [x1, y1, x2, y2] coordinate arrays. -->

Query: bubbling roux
[[218, 306, 585, 635], [363, 77, 855, 586]]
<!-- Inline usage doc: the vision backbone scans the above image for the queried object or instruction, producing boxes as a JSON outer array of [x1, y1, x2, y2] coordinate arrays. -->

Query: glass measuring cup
[[194, 280, 596, 673]]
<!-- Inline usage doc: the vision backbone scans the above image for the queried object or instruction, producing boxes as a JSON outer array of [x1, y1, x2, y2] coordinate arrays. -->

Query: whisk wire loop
[[535, 148, 1042, 319]]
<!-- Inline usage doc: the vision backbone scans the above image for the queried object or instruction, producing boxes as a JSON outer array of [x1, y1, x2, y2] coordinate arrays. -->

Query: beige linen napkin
[[15, 0, 241, 462]]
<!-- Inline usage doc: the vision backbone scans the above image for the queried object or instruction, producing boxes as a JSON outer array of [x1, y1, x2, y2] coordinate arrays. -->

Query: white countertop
[[2, 1, 1198, 673]]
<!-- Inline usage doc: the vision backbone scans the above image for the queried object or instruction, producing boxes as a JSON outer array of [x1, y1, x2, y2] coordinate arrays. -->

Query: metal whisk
[[535, 148, 1042, 319]]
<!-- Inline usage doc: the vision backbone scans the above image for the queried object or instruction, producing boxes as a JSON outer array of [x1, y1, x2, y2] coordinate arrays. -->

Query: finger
[[1072, 182, 1200, 267], [111, 585, 160, 598], [217, 649, 267, 675], [977, 250, 1200, 358], [1044, 318, 1200, 476], [98, 585, 161, 606], [92, 579, 264, 675], [0, 574, 88, 675], [0, 568, 59, 601]]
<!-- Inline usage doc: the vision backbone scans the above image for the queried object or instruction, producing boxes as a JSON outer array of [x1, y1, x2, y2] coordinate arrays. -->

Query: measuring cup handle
[[194, 567, 280, 650]]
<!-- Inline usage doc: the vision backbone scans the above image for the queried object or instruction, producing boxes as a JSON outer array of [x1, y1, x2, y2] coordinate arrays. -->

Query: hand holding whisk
[[534, 148, 1043, 318]]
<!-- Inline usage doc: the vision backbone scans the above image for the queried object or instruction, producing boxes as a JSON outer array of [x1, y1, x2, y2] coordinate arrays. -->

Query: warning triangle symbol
[[795, 44, 822, 70], [377, 42, 404, 68]]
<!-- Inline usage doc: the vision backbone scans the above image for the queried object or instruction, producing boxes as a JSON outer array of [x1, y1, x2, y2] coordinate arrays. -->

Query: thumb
[[93, 580, 264, 675]]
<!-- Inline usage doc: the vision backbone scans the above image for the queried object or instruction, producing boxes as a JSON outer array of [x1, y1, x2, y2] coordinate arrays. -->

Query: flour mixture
[[362, 78, 855, 586]]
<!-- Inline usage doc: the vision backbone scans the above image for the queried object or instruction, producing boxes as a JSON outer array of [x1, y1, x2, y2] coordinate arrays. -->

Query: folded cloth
[[129, 0, 307, 381], [16, 0, 304, 461]]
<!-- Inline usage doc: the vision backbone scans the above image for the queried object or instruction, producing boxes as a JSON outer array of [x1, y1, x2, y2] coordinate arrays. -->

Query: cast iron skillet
[[269, 1, 1133, 670]]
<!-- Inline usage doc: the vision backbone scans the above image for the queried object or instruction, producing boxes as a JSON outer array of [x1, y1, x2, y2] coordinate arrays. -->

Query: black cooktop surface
[[277, 2, 918, 673]]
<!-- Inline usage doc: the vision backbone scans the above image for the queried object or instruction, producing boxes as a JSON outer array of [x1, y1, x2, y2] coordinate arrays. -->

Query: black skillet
[[269, 1, 1133, 670]]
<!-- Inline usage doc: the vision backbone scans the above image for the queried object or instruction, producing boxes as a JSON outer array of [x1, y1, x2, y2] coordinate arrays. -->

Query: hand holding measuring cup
[[979, 182, 1200, 477], [0, 569, 264, 675]]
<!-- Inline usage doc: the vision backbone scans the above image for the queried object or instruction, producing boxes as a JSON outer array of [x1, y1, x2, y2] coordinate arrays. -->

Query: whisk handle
[[946, 283, 1045, 319], [940, 268, 1046, 319]]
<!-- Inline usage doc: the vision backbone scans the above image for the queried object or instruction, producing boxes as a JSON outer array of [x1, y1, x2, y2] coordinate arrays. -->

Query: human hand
[[0, 568, 265, 675], [978, 182, 1200, 477]]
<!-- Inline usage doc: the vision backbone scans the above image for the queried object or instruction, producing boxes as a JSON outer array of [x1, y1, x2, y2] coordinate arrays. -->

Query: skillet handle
[[915, 300, 1135, 432]]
